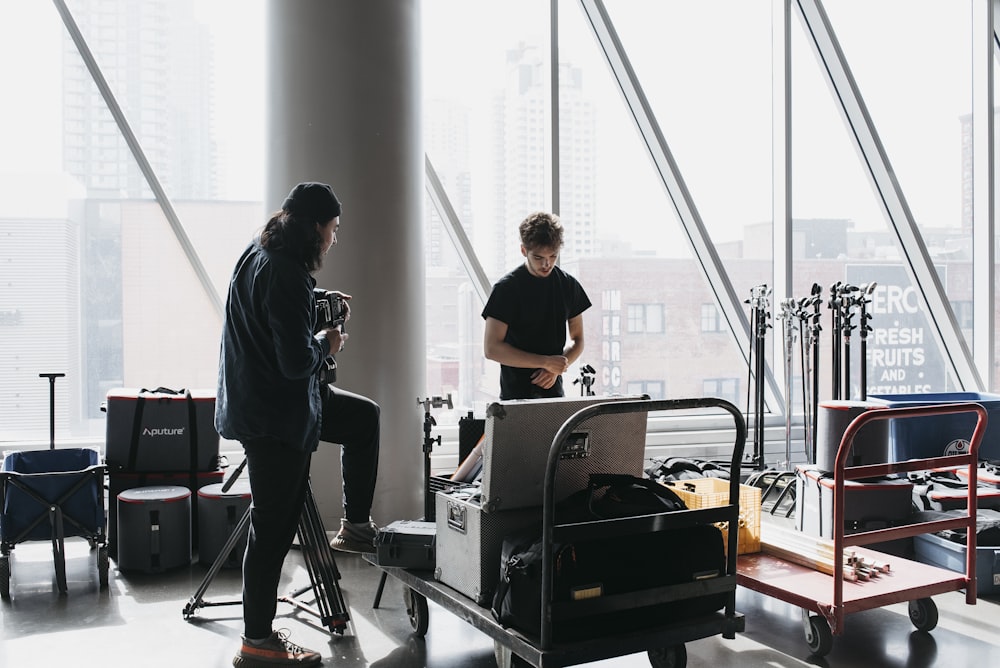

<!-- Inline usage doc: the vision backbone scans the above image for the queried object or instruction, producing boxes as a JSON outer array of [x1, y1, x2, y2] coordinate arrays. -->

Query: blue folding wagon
[[0, 447, 109, 597]]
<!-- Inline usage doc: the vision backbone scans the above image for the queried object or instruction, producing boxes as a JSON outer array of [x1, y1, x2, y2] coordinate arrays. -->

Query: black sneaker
[[233, 629, 322, 666]]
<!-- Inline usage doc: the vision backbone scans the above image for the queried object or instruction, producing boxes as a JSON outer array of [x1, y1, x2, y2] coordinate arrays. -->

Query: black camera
[[315, 291, 348, 333], [315, 290, 348, 384]]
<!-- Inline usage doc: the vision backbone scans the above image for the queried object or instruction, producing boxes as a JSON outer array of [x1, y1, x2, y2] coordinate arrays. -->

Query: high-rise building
[[61, 0, 216, 200], [492, 43, 597, 276]]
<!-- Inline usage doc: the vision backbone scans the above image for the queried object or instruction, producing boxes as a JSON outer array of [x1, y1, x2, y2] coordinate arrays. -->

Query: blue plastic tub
[[913, 531, 1000, 595], [868, 392, 1000, 462]]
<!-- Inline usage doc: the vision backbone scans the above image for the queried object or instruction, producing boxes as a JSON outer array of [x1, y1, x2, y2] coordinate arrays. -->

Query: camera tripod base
[[182, 479, 349, 635]]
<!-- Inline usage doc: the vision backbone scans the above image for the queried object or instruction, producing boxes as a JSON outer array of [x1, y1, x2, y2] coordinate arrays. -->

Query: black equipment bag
[[491, 474, 727, 640]]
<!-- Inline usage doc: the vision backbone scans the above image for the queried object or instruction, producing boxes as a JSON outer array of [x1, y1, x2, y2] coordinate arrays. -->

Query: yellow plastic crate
[[663, 477, 761, 555]]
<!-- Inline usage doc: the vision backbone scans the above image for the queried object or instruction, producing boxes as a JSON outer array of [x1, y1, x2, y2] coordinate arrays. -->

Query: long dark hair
[[259, 211, 325, 272]]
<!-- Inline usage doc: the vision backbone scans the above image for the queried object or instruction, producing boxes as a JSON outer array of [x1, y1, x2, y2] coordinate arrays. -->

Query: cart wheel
[[648, 644, 687, 668], [493, 641, 531, 668], [0, 555, 10, 600], [97, 545, 109, 588], [403, 587, 429, 637], [804, 615, 833, 657], [908, 598, 938, 632]]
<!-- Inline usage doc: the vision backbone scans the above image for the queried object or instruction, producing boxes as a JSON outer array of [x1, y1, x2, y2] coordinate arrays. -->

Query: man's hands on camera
[[317, 325, 348, 354], [329, 290, 352, 321], [314, 289, 352, 354]]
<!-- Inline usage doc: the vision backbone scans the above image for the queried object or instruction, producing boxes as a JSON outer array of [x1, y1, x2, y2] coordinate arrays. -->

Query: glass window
[[791, 1, 971, 395], [1, 0, 265, 446], [703, 378, 741, 407], [701, 304, 722, 332], [627, 304, 665, 333]]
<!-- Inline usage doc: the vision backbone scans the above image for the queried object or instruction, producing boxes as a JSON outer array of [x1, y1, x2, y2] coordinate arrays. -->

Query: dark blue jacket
[[215, 240, 330, 451]]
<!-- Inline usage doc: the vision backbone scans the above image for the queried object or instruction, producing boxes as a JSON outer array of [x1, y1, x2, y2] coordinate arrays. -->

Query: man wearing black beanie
[[216, 181, 381, 667]]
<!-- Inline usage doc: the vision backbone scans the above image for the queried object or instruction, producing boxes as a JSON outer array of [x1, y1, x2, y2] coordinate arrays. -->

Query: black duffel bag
[[491, 474, 727, 640]]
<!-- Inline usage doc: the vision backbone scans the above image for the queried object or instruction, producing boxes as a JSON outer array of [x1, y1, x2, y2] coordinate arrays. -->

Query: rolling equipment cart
[[737, 402, 985, 657], [366, 397, 747, 668]]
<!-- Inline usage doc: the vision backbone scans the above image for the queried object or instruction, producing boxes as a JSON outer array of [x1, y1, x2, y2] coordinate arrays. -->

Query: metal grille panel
[[481, 395, 648, 512]]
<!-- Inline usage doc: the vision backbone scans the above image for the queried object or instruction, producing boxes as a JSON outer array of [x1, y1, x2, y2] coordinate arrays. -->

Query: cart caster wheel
[[403, 587, 429, 637], [0, 555, 10, 600], [493, 641, 530, 668], [908, 598, 938, 632], [648, 644, 687, 668], [804, 614, 833, 657], [97, 545, 109, 588]]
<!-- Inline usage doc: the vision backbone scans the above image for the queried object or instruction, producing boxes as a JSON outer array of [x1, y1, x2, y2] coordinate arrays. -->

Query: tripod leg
[[290, 481, 349, 633], [183, 505, 252, 618], [373, 571, 388, 608]]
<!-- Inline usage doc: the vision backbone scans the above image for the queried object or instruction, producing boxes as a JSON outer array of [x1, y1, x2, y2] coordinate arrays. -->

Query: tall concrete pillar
[[266, 0, 424, 526]]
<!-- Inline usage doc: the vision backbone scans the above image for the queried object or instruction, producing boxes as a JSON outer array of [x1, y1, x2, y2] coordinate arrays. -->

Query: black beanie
[[281, 182, 342, 222]]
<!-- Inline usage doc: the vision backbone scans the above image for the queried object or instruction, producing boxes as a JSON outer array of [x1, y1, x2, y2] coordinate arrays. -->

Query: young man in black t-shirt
[[482, 212, 592, 400]]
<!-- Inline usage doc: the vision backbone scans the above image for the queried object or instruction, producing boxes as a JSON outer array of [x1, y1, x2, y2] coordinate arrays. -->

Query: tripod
[[182, 458, 350, 634]]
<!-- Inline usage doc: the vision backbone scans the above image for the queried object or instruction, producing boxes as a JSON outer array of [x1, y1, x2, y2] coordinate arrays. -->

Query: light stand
[[573, 364, 597, 396], [839, 283, 859, 399], [418, 394, 452, 521], [745, 285, 771, 471], [807, 284, 823, 463], [857, 282, 877, 400], [779, 298, 797, 471], [829, 282, 842, 400], [797, 284, 823, 464]]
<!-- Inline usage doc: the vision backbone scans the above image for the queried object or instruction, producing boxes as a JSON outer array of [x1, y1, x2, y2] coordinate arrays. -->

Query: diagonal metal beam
[[974, 0, 999, 389], [52, 0, 223, 318], [773, 0, 793, 398], [577, 0, 785, 413], [796, 0, 982, 391], [425, 154, 492, 305]]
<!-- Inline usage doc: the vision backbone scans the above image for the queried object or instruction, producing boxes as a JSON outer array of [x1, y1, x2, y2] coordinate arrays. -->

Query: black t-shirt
[[482, 264, 591, 400]]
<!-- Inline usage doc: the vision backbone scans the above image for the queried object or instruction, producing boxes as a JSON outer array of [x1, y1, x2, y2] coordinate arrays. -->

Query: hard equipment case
[[375, 519, 437, 570], [108, 467, 224, 559], [479, 394, 648, 512], [104, 387, 219, 473], [434, 489, 539, 605]]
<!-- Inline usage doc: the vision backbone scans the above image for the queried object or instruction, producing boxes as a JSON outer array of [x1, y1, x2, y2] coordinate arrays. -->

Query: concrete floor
[[1, 536, 999, 668]]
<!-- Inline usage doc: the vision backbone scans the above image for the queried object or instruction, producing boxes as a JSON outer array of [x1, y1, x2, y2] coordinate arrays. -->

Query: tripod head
[[418, 394, 453, 454], [418, 394, 453, 415], [573, 364, 597, 396]]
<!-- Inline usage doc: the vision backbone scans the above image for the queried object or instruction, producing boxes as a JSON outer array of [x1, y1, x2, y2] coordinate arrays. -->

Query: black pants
[[241, 385, 380, 639]]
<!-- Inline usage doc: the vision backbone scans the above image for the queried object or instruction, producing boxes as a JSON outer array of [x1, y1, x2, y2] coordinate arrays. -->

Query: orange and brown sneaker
[[233, 629, 322, 666]]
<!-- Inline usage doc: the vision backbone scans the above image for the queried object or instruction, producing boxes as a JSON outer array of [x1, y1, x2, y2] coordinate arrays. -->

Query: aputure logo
[[142, 427, 185, 437]]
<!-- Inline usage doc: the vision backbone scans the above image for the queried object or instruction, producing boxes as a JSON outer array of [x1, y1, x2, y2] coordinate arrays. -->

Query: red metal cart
[[737, 402, 985, 657]]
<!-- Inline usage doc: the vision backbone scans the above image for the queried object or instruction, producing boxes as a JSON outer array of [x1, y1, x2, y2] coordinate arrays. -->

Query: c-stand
[[745, 284, 771, 471], [418, 394, 453, 521], [182, 459, 349, 634], [857, 282, 877, 400]]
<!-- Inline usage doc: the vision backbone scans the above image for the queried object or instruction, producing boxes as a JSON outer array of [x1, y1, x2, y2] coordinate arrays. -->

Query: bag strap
[[586, 473, 687, 515], [589, 473, 684, 500], [126, 388, 199, 477], [184, 389, 199, 487], [126, 392, 147, 471]]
